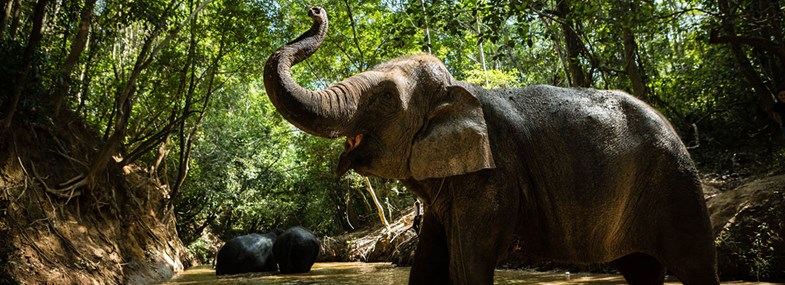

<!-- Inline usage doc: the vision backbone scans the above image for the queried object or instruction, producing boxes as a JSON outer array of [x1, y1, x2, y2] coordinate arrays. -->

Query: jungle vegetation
[[1, 0, 784, 261]]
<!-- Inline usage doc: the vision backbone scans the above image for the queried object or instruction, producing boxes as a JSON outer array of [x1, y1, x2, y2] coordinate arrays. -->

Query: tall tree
[[52, 0, 214, 193], [0, 0, 12, 37], [5, 0, 21, 39], [52, 0, 96, 117], [556, 0, 590, 87], [167, 0, 223, 217], [618, 0, 649, 100]]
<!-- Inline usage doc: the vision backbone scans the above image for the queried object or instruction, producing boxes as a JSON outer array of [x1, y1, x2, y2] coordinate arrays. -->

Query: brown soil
[[708, 174, 785, 281], [0, 117, 189, 284]]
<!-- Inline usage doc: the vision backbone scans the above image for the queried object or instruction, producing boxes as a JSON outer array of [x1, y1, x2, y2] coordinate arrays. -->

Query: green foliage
[[464, 67, 520, 88], [186, 238, 214, 265], [0, 39, 49, 122]]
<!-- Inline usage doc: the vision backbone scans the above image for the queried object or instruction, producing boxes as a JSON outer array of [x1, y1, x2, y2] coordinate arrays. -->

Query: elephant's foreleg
[[408, 211, 450, 285], [611, 252, 666, 285], [445, 176, 520, 285]]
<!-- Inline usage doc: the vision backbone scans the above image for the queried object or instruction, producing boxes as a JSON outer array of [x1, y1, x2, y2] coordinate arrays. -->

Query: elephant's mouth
[[336, 133, 411, 179], [336, 133, 364, 177]]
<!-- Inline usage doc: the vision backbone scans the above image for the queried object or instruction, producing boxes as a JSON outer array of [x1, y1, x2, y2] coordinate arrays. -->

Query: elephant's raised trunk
[[263, 7, 363, 138]]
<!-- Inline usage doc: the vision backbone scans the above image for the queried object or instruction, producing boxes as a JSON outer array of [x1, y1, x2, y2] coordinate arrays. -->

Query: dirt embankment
[[0, 119, 189, 284], [706, 174, 785, 281]]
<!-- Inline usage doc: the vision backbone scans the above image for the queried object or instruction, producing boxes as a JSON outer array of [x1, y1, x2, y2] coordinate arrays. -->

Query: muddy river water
[[160, 262, 783, 285]]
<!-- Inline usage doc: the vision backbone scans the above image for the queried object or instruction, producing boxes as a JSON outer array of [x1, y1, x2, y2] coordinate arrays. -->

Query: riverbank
[[0, 120, 190, 284]]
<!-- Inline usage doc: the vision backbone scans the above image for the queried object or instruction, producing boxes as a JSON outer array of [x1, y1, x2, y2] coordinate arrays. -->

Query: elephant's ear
[[410, 85, 495, 180]]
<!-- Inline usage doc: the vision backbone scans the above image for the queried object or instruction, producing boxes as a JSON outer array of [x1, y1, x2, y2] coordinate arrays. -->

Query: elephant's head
[[263, 7, 495, 180]]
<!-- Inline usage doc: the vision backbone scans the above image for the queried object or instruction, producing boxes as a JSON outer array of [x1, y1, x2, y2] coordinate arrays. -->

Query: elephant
[[215, 230, 282, 275], [273, 226, 320, 274], [262, 7, 719, 285]]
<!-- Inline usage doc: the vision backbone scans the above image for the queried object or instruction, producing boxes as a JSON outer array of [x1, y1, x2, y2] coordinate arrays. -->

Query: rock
[[707, 175, 785, 281]]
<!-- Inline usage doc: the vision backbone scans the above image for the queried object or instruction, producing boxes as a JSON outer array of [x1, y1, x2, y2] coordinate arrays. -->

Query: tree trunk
[[541, 16, 570, 86], [762, 0, 785, 86], [85, 0, 176, 188], [623, 31, 648, 99], [418, 0, 431, 53], [76, 31, 98, 116], [557, 0, 589, 87], [83, 0, 212, 189], [619, 3, 648, 100], [167, 19, 224, 215], [364, 177, 390, 228], [0, 0, 11, 37], [7, 0, 20, 39], [712, 0, 776, 113], [143, 69, 187, 179], [2, 0, 51, 131], [52, 0, 96, 117], [170, 3, 200, 208], [342, 0, 365, 65], [477, 14, 488, 86]]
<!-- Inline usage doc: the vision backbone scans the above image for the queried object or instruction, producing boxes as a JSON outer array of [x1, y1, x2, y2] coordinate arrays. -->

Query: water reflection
[[160, 262, 784, 285], [160, 263, 407, 285]]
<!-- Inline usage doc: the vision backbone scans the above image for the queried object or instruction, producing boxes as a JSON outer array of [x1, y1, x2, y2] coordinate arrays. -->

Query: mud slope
[[0, 118, 189, 284]]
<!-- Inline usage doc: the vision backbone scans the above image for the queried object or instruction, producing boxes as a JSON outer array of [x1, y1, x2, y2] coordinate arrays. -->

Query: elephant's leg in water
[[446, 177, 519, 285], [658, 227, 721, 285], [408, 211, 450, 285], [611, 252, 666, 285]]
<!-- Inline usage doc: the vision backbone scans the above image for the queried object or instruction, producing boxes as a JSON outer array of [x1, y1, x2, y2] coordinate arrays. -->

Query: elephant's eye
[[383, 92, 395, 100], [369, 91, 399, 118]]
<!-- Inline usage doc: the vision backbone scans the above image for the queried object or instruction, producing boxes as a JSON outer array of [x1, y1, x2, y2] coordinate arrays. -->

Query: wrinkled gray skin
[[263, 7, 719, 285]]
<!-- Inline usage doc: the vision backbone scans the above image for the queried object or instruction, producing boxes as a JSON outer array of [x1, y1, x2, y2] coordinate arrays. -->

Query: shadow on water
[[160, 262, 784, 285]]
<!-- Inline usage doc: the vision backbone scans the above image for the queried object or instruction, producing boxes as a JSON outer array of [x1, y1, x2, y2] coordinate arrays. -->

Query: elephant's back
[[479, 85, 703, 262], [481, 84, 691, 170]]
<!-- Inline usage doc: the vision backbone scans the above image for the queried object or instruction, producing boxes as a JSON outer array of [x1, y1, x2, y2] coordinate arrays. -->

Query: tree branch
[[341, 0, 365, 66], [709, 30, 785, 58]]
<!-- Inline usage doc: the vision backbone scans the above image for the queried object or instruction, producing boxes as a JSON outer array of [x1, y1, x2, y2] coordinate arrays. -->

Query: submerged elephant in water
[[273, 226, 320, 274], [262, 7, 719, 285], [215, 230, 282, 275]]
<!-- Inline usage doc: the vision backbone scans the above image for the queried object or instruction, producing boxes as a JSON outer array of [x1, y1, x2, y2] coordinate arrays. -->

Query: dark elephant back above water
[[263, 7, 719, 285], [273, 226, 320, 274], [215, 232, 279, 275]]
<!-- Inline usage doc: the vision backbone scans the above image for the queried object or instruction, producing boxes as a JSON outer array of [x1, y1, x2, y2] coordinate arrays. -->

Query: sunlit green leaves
[[464, 67, 520, 88]]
